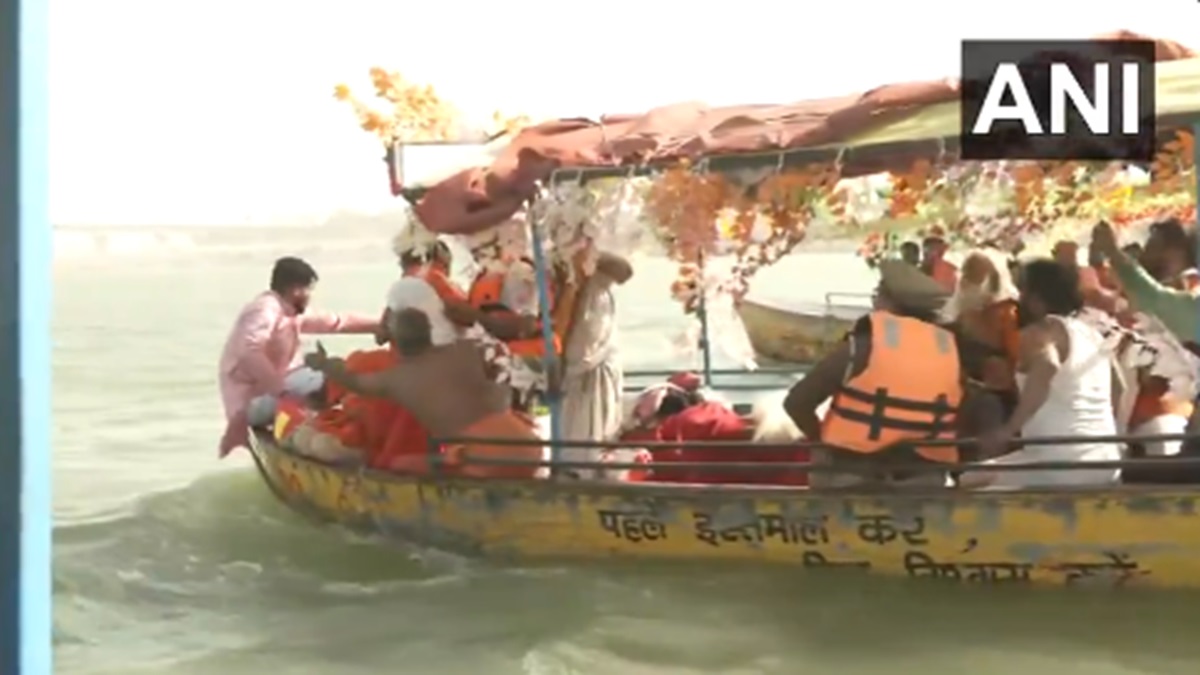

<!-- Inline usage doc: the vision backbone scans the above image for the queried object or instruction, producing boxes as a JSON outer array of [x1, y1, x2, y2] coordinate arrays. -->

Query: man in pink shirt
[[218, 257, 378, 456]]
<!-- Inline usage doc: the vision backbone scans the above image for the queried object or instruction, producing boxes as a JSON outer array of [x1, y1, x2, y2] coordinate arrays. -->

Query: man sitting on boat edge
[[217, 256, 378, 457], [782, 259, 992, 488]]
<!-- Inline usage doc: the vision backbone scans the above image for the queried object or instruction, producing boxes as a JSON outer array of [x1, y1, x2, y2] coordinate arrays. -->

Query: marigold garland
[[333, 67, 531, 143], [852, 131, 1196, 263]]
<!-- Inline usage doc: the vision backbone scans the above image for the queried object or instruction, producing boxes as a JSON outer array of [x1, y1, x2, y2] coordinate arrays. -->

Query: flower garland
[[390, 205, 441, 260], [721, 163, 844, 301], [455, 211, 536, 274], [334, 67, 530, 143], [853, 130, 1196, 261]]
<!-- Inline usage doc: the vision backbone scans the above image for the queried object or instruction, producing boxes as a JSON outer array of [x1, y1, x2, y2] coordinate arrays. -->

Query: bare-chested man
[[304, 302, 545, 479]]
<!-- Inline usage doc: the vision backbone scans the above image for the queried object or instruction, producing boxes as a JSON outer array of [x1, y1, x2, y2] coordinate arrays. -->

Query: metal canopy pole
[[695, 251, 713, 387], [0, 0, 51, 669], [527, 218, 564, 469], [1194, 122, 1199, 346]]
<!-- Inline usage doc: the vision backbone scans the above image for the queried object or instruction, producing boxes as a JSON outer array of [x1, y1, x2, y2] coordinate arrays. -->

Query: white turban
[[385, 276, 458, 346]]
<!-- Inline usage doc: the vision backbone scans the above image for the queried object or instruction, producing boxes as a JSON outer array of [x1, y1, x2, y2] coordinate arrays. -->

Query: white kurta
[[559, 274, 624, 477]]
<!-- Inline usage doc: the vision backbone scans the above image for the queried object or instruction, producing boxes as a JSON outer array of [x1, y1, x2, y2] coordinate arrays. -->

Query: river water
[[52, 224, 1200, 675]]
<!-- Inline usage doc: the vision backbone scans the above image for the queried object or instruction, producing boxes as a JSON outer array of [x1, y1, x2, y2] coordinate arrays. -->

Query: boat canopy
[[399, 30, 1199, 236]]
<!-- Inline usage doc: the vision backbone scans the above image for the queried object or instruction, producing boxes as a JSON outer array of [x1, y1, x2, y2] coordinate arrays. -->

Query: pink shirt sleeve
[[235, 299, 287, 395], [297, 311, 379, 334]]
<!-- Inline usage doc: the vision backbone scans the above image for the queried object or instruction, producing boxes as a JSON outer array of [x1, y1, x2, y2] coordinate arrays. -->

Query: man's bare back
[[371, 341, 510, 437]]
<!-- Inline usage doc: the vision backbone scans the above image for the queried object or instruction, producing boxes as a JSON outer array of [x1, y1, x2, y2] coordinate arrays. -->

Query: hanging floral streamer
[[853, 130, 1197, 262], [333, 67, 530, 143], [722, 162, 845, 301], [527, 180, 599, 279]]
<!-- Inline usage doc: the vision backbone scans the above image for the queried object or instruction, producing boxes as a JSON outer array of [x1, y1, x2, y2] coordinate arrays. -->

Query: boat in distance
[[737, 296, 870, 364]]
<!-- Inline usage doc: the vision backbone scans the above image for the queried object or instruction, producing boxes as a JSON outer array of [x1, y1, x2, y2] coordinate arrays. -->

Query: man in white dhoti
[[558, 252, 633, 478]]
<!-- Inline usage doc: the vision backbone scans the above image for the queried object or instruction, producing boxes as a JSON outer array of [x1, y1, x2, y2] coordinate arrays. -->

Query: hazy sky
[[50, 0, 1197, 226]]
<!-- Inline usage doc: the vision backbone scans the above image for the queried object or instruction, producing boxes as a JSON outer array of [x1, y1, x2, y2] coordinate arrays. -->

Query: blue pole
[[1194, 122, 1199, 346], [696, 252, 713, 387], [1, 0, 52, 670], [527, 220, 563, 465]]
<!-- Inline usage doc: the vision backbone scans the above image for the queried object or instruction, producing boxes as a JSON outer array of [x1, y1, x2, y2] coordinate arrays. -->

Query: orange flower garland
[[646, 161, 852, 310], [1150, 129, 1196, 196], [645, 162, 735, 310], [725, 164, 845, 298], [888, 158, 938, 219], [334, 67, 531, 143], [843, 133, 1195, 263], [642, 131, 1195, 311]]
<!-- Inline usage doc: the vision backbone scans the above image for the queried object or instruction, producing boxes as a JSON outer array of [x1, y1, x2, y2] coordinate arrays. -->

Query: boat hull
[[249, 432, 1200, 590], [736, 298, 866, 364]]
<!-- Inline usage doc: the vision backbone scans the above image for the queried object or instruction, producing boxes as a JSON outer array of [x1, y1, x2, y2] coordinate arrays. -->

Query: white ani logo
[[971, 62, 1141, 135]]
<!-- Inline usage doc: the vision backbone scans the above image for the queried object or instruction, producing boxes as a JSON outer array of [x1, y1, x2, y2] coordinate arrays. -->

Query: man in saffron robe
[[310, 276, 464, 471], [217, 257, 377, 456], [941, 250, 1021, 413], [306, 278, 545, 479]]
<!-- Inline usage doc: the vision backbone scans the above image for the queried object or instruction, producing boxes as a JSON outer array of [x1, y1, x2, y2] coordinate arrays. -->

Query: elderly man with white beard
[[941, 250, 1023, 427]]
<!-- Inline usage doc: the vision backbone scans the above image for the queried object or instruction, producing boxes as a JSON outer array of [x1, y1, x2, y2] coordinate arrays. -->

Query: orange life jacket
[[821, 311, 963, 463], [467, 258, 562, 357], [407, 264, 468, 304]]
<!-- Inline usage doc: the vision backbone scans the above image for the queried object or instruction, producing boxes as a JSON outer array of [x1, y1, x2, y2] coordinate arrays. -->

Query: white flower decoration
[[391, 206, 440, 259]]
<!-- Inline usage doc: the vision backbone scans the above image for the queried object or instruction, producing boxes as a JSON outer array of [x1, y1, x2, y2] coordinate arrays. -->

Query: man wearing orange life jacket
[[460, 257, 560, 358], [784, 259, 984, 488], [445, 255, 586, 413]]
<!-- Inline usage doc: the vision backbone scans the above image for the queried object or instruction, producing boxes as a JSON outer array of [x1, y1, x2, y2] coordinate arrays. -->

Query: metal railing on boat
[[622, 366, 805, 394], [426, 431, 1200, 482]]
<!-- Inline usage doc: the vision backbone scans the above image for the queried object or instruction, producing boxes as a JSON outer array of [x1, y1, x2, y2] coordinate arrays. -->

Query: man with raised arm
[[1091, 221, 1200, 346], [217, 257, 378, 456]]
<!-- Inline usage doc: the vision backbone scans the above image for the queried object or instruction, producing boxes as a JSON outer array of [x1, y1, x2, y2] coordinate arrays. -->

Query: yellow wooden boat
[[737, 296, 869, 364], [247, 431, 1200, 589], [255, 48, 1200, 591]]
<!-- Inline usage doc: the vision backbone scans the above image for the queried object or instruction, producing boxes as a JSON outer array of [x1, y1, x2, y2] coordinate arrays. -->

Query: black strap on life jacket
[[830, 385, 958, 441]]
